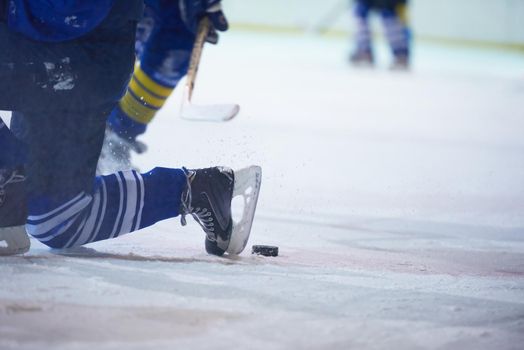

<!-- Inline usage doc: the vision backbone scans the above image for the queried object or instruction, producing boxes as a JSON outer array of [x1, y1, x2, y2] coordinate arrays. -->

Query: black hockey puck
[[252, 245, 279, 257]]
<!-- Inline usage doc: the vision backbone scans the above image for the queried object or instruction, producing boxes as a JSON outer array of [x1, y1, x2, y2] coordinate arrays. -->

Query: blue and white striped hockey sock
[[26, 168, 186, 248]]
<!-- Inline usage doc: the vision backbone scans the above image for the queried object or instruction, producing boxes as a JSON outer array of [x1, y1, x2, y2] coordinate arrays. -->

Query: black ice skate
[[180, 166, 262, 256], [0, 166, 30, 256], [350, 50, 374, 67], [390, 54, 410, 71], [96, 127, 147, 175]]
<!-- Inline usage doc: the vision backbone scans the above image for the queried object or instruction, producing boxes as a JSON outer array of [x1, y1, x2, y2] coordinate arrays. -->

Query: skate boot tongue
[[180, 167, 234, 255]]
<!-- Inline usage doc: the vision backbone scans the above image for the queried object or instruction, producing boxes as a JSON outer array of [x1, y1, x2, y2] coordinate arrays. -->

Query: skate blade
[[226, 166, 262, 255], [0, 225, 30, 256]]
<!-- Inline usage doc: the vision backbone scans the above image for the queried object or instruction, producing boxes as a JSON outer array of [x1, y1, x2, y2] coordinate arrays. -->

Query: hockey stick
[[180, 17, 240, 122], [307, 0, 347, 35]]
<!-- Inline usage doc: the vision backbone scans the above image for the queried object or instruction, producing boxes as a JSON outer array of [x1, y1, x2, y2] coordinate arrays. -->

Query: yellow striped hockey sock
[[118, 65, 175, 125]]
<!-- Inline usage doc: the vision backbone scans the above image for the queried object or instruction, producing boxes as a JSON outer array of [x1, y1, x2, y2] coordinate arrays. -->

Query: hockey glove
[[179, 0, 228, 44]]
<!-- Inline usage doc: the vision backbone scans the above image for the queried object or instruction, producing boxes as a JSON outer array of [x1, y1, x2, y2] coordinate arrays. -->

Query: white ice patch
[[53, 77, 75, 91], [64, 16, 83, 28], [43, 58, 75, 91]]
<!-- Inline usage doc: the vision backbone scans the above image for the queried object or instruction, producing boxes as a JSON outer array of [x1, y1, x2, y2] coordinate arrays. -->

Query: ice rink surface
[[1, 30, 524, 349]]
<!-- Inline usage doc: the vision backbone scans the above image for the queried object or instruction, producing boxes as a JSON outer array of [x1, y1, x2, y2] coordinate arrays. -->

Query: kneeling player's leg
[[20, 104, 260, 255], [17, 104, 185, 248], [25, 164, 260, 256], [4, 111, 188, 251], [27, 167, 187, 249], [11, 102, 260, 255]]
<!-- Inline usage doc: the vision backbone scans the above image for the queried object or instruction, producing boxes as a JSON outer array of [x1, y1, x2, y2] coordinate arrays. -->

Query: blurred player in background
[[98, 0, 228, 174], [349, 0, 411, 69]]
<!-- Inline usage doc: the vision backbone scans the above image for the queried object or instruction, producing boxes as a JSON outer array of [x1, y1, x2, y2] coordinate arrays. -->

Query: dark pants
[[0, 0, 141, 220]]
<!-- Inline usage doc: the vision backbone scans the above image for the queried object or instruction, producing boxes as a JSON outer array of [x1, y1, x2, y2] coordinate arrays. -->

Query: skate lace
[[0, 169, 25, 189], [0, 169, 25, 206], [180, 167, 216, 242]]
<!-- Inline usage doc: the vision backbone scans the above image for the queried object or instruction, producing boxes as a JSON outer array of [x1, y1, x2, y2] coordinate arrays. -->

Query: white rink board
[[224, 0, 524, 45]]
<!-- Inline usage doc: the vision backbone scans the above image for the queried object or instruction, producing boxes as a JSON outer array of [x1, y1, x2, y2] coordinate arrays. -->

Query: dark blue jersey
[[5, 0, 115, 42]]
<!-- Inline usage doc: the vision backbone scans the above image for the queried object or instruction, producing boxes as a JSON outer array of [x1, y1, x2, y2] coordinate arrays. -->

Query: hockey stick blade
[[181, 103, 239, 122], [181, 88, 240, 122], [180, 93, 240, 122], [226, 165, 262, 255]]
